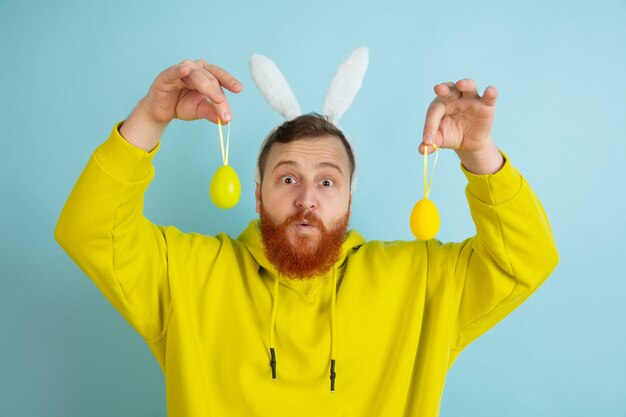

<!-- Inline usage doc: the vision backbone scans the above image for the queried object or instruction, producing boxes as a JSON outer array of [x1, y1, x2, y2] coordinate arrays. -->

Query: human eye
[[281, 176, 296, 185], [320, 178, 334, 187]]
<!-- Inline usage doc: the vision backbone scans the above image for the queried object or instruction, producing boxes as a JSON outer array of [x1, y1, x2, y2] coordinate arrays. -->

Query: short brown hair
[[257, 113, 355, 185]]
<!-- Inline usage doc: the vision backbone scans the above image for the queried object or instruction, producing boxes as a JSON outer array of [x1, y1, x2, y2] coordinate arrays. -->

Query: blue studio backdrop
[[1, 0, 625, 416]]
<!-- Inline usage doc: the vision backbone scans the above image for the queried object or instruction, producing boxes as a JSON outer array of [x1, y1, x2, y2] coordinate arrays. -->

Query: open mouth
[[293, 222, 318, 233]]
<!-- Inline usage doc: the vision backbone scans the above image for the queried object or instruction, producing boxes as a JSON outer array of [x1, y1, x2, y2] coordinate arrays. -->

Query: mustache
[[282, 211, 325, 230]]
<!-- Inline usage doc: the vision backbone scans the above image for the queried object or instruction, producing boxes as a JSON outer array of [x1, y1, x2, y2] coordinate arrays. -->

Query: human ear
[[348, 194, 352, 215], [255, 183, 262, 214]]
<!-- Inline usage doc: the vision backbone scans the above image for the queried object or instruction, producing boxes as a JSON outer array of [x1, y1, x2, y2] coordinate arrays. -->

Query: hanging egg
[[410, 198, 440, 240], [210, 165, 241, 209]]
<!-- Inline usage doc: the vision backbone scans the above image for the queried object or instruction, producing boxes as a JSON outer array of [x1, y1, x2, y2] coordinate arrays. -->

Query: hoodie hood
[[236, 219, 365, 391]]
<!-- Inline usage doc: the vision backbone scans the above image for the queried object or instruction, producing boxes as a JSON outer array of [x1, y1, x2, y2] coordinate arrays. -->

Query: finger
[[421, 100, 446, 150], [157, 63, 192, 90], [204, 94, 233, 122], [183, 65, 227, 103], [434, 82, 461, 100], [201, 62, 244, 94], [418, 142, 438, 155], [456, 78, 479, 98], [196, 98, 223, 124], [481, 85, 499, 107], [179, 68, 234, 121]]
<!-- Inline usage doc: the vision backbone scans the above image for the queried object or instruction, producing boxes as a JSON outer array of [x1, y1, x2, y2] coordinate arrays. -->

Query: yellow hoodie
[[55, 122, 558, 417]]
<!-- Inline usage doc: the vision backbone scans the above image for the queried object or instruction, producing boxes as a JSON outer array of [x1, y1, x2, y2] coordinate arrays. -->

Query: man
[[55, 59, 558, 417]]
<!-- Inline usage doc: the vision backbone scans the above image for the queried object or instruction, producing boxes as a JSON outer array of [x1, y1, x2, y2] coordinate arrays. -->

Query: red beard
[[259, 205, 350, 279]]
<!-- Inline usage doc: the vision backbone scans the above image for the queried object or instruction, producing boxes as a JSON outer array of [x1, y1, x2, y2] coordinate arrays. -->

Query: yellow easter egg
[[410, 198, 440, 240], [210, 165, 241, 209]]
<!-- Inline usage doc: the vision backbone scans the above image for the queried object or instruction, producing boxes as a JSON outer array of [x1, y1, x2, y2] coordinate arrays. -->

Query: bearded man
[[55, 58, 558, 417]]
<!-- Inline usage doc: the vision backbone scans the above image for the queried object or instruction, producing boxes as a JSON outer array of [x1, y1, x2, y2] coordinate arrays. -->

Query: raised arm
[[54, 60, 243, 343], [420, 79, 558, 362]]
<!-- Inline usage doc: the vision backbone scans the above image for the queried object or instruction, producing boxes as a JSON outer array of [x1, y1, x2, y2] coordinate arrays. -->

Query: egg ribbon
[[216, 117, 231, 166], [422, 142, 439, 199]]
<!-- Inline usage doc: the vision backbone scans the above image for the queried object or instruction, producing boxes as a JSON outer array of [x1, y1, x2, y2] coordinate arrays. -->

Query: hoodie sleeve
[[444, 152, 559, 364], [54, 122, 171, 343]]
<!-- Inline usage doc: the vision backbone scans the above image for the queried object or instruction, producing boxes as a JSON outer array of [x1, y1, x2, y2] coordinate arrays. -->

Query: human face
[[256, 135, 352, 249]]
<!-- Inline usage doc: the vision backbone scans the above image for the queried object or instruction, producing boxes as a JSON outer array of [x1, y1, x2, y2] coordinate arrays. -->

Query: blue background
[[1, 0, 625, 415]]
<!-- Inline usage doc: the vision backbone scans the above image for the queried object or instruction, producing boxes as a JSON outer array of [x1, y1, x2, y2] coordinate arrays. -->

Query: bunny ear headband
[[249, 47, 370, 189]]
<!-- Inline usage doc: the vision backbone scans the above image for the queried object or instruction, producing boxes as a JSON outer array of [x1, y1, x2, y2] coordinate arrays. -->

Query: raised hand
[[120, 60, 243, 152], [421, 79, 504, 174]]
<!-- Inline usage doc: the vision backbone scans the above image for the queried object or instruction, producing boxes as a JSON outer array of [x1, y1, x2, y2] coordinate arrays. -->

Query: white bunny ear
[[322, 47, 369, 124], [249, 54, 302, 120]]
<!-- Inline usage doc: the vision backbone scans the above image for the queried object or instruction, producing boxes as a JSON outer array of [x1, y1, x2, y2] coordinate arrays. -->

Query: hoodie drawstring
[[269, 274, 279, 380], [329, 265, 338, 392], [268, 268, 339, 392]]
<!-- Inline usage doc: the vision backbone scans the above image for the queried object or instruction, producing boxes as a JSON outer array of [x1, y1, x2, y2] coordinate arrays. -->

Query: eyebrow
[[272, 160, 344, 175]]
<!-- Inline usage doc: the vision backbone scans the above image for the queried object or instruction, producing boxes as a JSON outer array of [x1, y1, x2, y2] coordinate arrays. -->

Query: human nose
[[295, 183, 318, 210]]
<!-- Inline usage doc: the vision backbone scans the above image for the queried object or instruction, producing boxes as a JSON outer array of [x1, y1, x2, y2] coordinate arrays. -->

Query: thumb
[[421, 101, 445, 155], [196, 99, 223, 124]]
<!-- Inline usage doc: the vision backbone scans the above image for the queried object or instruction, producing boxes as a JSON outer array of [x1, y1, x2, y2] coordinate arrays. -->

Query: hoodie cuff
[[94, 120, 161, 182], [461, 151, 522, 206]]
